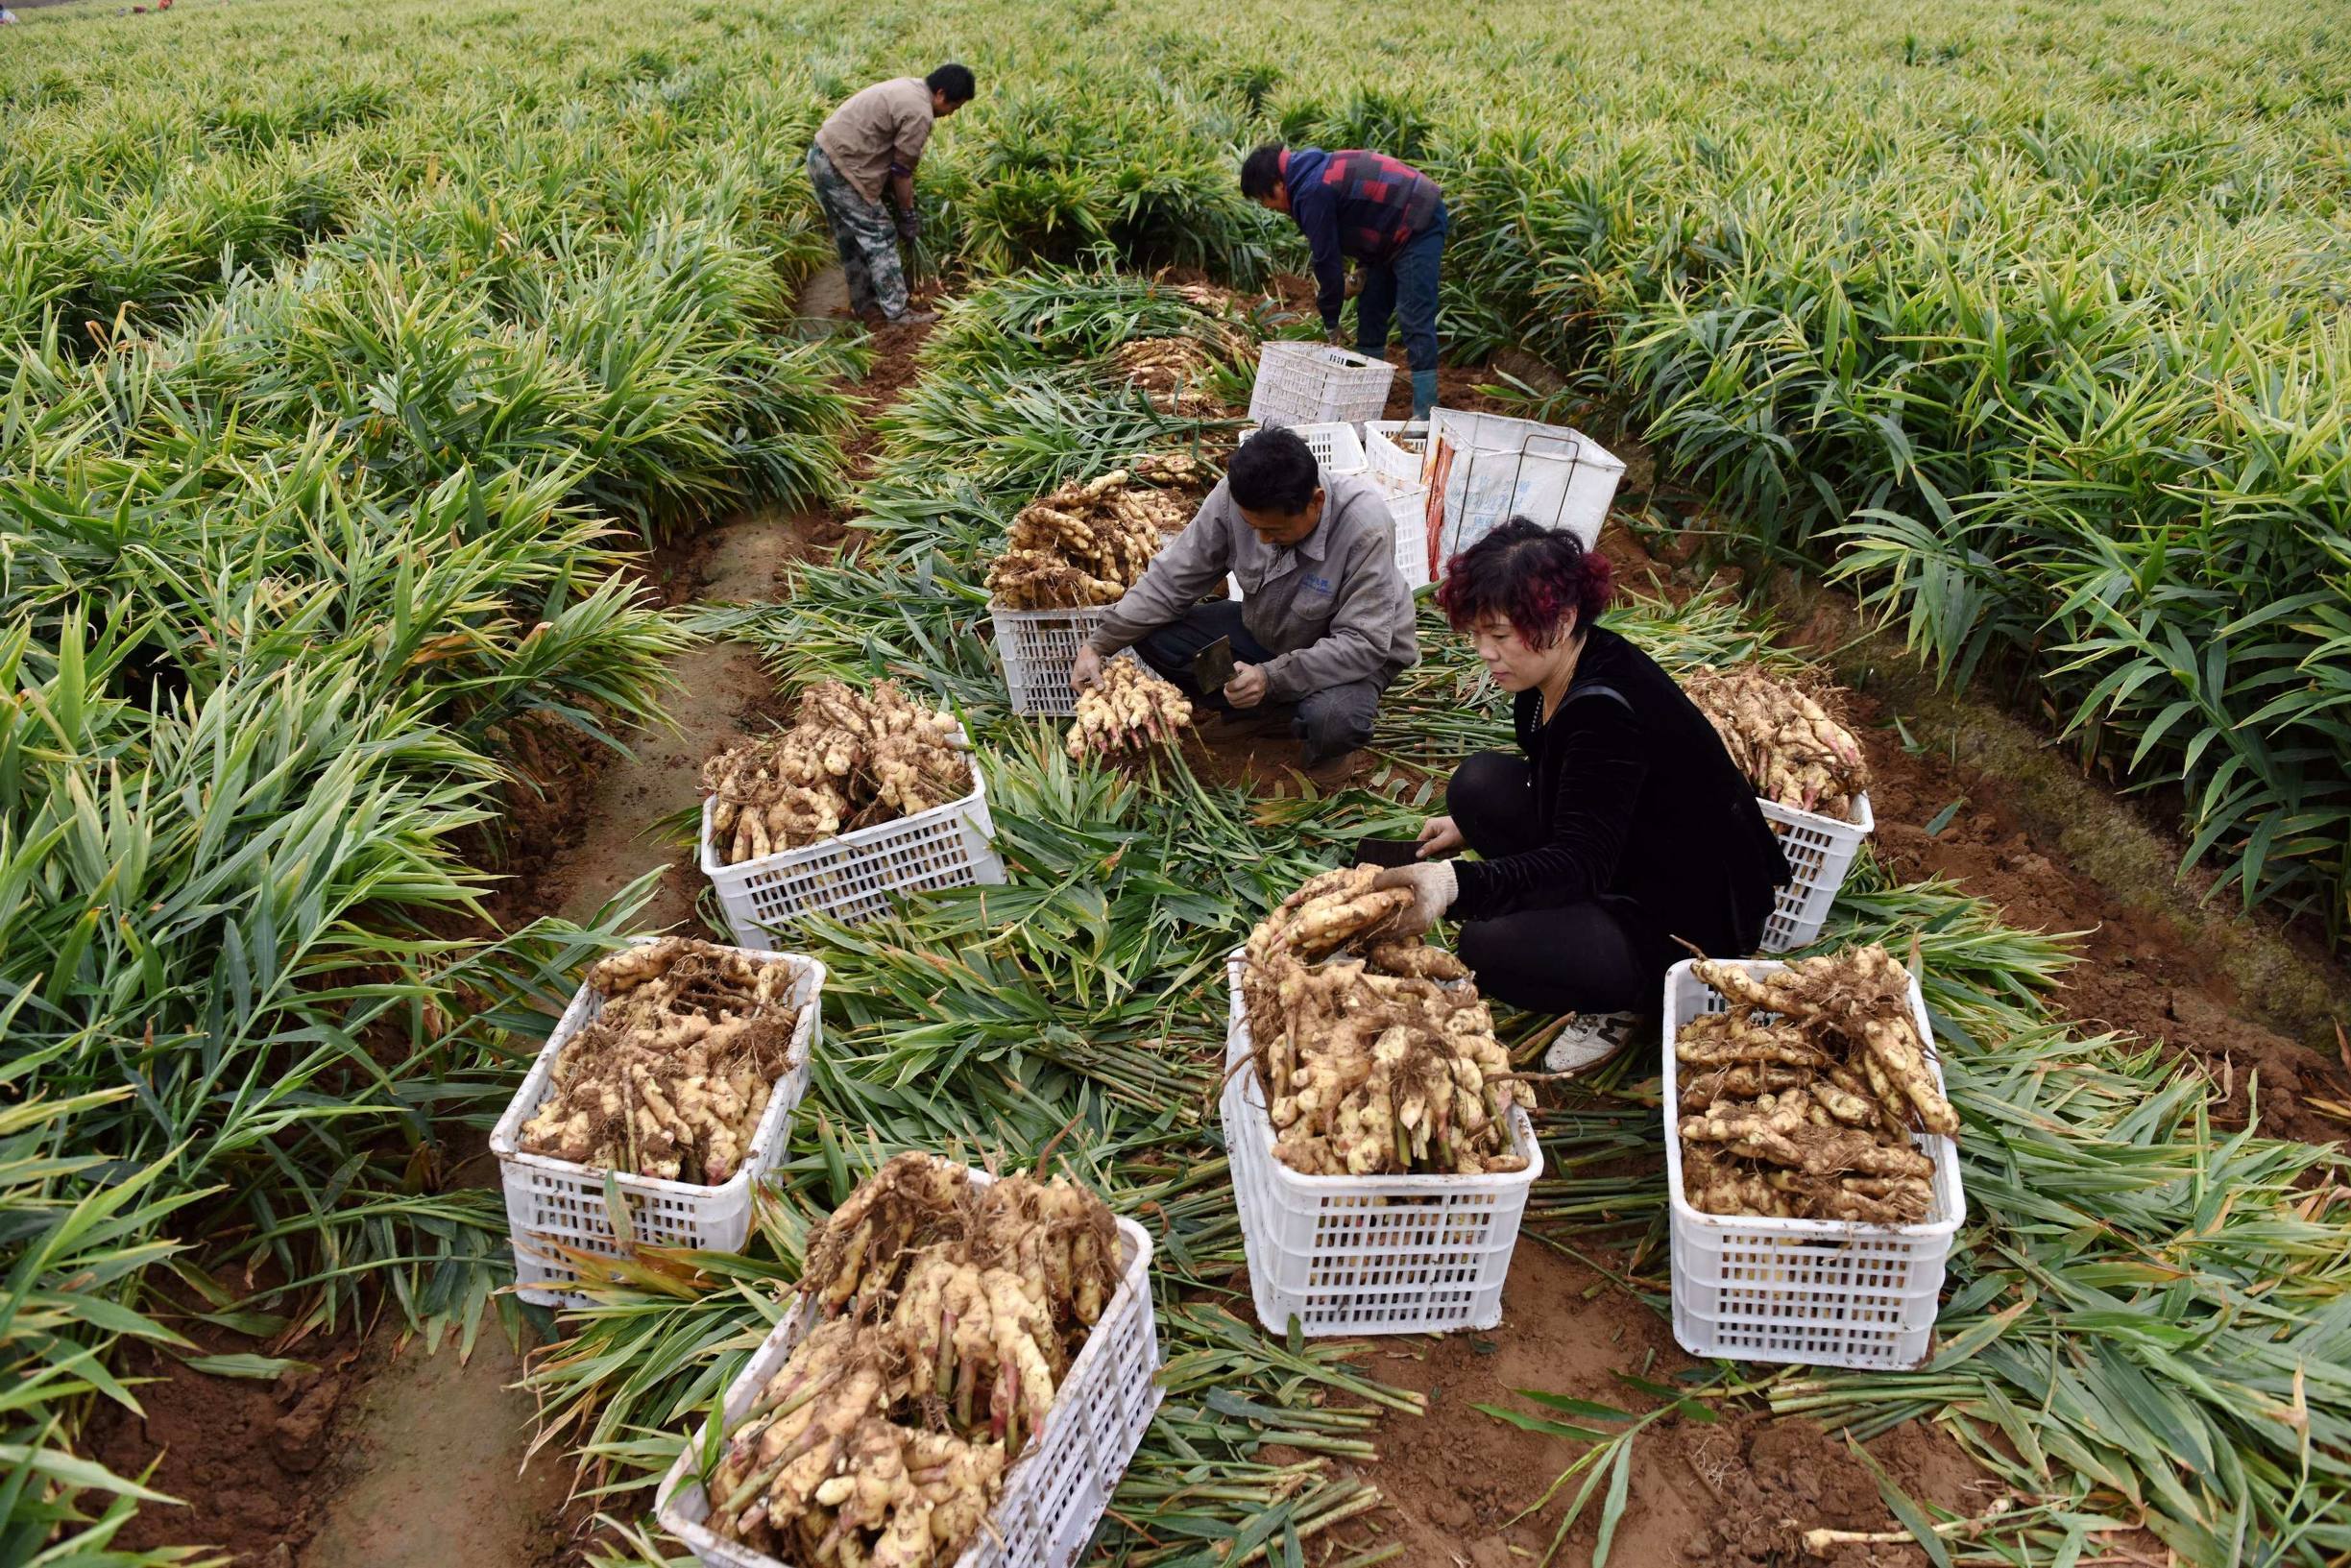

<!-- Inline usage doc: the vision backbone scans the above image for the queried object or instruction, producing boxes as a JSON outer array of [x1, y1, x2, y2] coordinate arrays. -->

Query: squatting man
[[1069, 426, 1418, 786]]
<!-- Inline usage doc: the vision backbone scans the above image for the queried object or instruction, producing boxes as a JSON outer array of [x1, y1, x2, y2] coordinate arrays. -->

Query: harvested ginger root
[[517, 937, 802, 1184], [984, 456, 1207, 611], [703, 1154, 1125, 1564], [1674, 944, 1953, 1224], [1109, 335, 1239, 415], [1241, 868, 1529, 1177], [1683, 663, 1870, 822], [1066, 658, 1193, 760], [703, 679, 967, 866]]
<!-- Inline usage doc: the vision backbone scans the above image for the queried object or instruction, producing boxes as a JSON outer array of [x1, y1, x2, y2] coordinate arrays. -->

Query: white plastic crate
[[1662, 957, 1964, 1370], [1237, 421, 1367, 473], [655, 1173, 1161, 1568], [491, 946, 825, 1308], [699, 737, 1006, 945], [1222, 952, 1542, 1337], [1247, 342, 1395, 427], [1369, 471, 1433, 591], [1367, 410, 1626, 558], [992, 604, 1108, 717], [1757, 791, 1874, 953]]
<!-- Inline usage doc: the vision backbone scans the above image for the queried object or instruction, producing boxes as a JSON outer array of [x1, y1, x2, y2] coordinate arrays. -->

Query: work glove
[[1371, 860, 1458, 940], [896, 208, 921, 243], [1324, 323, 1348, 347]]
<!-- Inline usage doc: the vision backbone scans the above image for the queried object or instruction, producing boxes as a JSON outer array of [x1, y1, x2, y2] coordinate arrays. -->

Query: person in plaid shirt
[[1241, 143, 1450, 417]]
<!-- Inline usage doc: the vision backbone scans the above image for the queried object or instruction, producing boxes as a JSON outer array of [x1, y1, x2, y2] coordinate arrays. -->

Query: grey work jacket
[[1086, 470, 1419, 701]]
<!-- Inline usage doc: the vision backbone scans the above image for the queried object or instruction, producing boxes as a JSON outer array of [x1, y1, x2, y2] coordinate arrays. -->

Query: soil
[[301, 1333, 573, 1568], [85, 1324, 365, 1565], [1311, 1242, 1996, 1568]]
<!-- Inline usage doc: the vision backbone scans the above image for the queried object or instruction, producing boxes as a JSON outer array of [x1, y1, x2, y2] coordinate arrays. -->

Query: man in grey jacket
[[1069, 427, 1418, 777]]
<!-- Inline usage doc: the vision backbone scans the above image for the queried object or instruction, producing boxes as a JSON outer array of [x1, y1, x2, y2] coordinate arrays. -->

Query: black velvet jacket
[[1449, 627, 1790, 959]]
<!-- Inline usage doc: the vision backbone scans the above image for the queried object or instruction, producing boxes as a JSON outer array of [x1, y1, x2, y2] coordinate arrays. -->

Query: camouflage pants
[[806, 144, 909, 321]]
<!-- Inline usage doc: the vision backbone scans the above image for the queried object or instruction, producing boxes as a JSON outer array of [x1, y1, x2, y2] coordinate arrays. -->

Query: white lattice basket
[[1367, 410, 1625, 557], [655, 1172, 1161, 1568], [1757, 792, 1874, 953], [1223, 952, 1541, 1337], [1237, 421, 1368, 472], [1663, 957, 1964, 1370], [699, 735, 1006, 945], [491, 946, 824, 1308], [1370, 471, 1433, 590], [1248, 342, 1394, 427], [991, 605, 1109, 718]]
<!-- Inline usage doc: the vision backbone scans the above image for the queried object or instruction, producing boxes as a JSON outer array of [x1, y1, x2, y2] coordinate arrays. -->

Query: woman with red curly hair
[[1373, 519, 1789, 1072]]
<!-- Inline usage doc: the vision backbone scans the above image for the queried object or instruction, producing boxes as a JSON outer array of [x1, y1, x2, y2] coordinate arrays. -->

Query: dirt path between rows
[[281, 278, 886, 1568]]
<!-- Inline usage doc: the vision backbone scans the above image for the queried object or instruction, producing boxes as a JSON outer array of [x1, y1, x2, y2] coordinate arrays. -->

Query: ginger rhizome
[[1676, 945, 1956, 1224], [984, 455, 1207, 612], [1241, 867, 1526, 1178], [702, 1155, 1125, 1565], [1065, 659, 1193, 760], [1109, 335, 1238, 415], [1683, 663, 1870, 822], [704, 679, 968, 866], [517, 938, 802, 1185]]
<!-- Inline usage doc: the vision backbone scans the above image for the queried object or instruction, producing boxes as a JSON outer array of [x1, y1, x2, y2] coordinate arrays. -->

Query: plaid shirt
[[1281, 148, 1443, 329]]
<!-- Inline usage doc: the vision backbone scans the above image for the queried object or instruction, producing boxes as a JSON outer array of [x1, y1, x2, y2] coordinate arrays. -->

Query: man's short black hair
[[927, 63, 977, 103], [1228, 426, 1321, 516], [1239, 143, 1286, 200]]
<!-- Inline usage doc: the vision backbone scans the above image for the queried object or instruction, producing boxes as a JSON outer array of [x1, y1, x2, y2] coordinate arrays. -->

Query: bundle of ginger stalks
[[704, 679, 969, 866], [1683, 663, 1870, 822], [1676, 945, 1957, 1224], [517, 938, 801, 1185], [700, 1153, 1124, 1567], [1065, 658, 1192, 760], [1240, 866, 1533, 1177], [983, 453, 1207, 611]]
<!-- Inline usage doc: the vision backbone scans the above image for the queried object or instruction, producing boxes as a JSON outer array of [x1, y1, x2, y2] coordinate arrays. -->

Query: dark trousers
[[1356, 202, 1447, 374], [1445, 750, 1662, 1016], [1132, 601, 1381, 766]]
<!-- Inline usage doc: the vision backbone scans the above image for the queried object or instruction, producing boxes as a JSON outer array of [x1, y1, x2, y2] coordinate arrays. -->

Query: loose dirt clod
[[702, 1154, 1124, 1565], [1677, 946, 1955, 1221], [703, 679, 968, 865], [1241, 868, 1532, 1177], [517, 937, 802, 1183], [1684, 663, 1870, 822], [983, 455, 1208, 610], [1066, 659, 1193, 760]]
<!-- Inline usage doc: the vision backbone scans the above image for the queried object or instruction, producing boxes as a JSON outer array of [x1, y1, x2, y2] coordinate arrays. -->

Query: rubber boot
[[1410, 368, 1440, 420]]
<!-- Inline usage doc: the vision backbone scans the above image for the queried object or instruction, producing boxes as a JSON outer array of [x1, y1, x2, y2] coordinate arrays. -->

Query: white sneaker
[[1543, 1011, 1642, 1075]]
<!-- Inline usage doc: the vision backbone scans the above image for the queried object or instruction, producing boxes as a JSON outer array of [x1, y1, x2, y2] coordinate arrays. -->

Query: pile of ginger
[[1682, 663, 1871, 823], [703, 679, 969, 866], [699, 1154, 1124, 1567], [984, 454, 1206, 611], [1240, 866, 1532, 1178], [517, 937, 803, 1185], [1676, 946, 1955, 1224]]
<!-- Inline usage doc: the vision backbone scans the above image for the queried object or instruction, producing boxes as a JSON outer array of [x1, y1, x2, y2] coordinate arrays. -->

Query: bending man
[[1241, 142, 1448, 418], [809, 64, 976, 326], [1070, 427, 1418, 783]]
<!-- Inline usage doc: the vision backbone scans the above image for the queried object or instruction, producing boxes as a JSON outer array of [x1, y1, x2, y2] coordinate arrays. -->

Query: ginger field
[[6, 0, 2351, 1564]]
